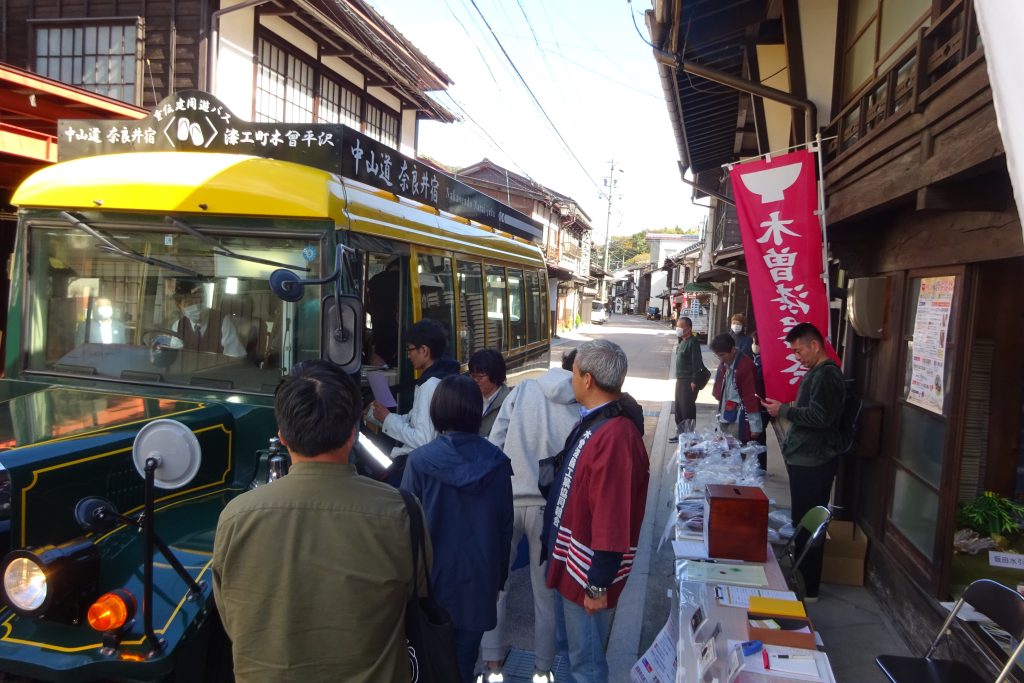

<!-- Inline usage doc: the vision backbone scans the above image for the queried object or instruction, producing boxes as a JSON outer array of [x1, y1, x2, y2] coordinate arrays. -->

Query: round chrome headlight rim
[[2, 551, 49, 615]]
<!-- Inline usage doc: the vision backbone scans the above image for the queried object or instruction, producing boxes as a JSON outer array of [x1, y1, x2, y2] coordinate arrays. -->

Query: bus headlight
[[4, 557, 46, 611], [1, 539, 99, 621]]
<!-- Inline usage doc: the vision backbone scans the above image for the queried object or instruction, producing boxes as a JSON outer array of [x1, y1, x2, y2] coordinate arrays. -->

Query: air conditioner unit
[[847, 277, 890, 339]]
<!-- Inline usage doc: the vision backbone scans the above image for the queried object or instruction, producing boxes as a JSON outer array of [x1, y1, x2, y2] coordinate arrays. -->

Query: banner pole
[[814, 131, 832, 341]]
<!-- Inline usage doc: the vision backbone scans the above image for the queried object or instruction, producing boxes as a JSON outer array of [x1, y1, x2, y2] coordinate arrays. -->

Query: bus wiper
[[164, 217, 311, 273], [59, 212, 205, 279]]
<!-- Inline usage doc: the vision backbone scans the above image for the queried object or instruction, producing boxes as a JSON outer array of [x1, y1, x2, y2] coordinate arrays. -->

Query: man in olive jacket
[[213, 361, 427, 683], [762, 323, 844, 601], [672, 316, 704, 442]]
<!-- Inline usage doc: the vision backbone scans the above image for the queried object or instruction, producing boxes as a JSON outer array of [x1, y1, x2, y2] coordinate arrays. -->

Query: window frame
[[29, 16, 144, 105], [253, 29, 400, 146], [838, 0, 932, 106]]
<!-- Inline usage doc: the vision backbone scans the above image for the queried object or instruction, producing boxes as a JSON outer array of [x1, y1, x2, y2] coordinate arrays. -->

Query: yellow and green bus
[[0, 91, 549, 681]]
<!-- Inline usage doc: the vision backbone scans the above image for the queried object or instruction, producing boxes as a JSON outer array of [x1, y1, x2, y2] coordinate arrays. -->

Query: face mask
[[751, 344, 760, 354], [731, 324, 743, 334], [675, 327, 686, 338], [97, 305, 113, 321], [183, 304, 202, 324]]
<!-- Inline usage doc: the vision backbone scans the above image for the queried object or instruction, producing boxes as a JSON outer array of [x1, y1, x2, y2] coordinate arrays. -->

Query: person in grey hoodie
[[478, 350, 580, 683]]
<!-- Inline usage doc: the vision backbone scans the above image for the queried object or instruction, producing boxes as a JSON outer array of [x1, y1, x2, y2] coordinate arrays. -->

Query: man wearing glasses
[[372, 318, 459, 465]]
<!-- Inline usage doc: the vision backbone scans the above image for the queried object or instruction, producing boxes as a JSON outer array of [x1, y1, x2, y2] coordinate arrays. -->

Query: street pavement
[[496, 314, 911, 682]]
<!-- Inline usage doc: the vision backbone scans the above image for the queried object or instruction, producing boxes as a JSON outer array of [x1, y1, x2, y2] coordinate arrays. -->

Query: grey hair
[[575, 339, 628, 393]]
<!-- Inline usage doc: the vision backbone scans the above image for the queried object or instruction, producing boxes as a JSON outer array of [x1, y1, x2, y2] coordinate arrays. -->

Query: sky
[[365, 0, 710, 243]]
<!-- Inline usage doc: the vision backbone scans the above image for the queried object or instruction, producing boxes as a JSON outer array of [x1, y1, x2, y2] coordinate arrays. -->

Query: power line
[[466, 0, 601, 191], [439, 0, 501, 84]]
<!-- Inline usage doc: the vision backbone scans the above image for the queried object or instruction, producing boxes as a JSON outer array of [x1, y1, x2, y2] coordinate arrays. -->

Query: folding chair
[[876, 579, 1024, 683], [781, 506, 831, 598]]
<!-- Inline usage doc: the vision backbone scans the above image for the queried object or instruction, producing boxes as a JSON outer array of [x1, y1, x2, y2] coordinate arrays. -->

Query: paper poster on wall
[[907, 276, 955, 414]]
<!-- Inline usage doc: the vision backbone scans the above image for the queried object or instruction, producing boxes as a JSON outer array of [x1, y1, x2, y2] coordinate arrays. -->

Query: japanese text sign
[[730, 149, 829, 402], [57, 90, 543, 243]]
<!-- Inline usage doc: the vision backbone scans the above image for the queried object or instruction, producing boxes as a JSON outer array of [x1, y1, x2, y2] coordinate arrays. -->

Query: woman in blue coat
[[400, 374, 514, 683]]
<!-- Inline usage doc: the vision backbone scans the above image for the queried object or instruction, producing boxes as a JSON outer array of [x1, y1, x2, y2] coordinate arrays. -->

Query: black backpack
[[838, 379, 863, 455]]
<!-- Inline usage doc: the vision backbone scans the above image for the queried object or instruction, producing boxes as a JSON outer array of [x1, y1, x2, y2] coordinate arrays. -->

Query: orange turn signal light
[[87, 590, 136, 632]]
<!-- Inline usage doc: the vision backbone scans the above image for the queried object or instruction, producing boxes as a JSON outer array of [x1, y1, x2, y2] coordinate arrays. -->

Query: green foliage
[[604, 227, 700, 269], [958, 492, 1024, 536]]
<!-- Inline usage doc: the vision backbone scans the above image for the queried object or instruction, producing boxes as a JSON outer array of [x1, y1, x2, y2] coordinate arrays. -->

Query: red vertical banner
[[730, 149, 829, 403]]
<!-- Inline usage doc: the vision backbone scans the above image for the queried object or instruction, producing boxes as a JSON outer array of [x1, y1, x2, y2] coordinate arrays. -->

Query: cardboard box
[[747, 596, 816, 649], [822, 520, 868, 586]]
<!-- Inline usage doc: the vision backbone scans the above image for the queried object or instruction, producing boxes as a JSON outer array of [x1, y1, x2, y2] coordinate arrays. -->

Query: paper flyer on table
[[679, 560, 768, 587], [714, 585, 798, 609], [728, 641, 835, 682], [367, 371, 398, 408], [631, 608, 678, 682]]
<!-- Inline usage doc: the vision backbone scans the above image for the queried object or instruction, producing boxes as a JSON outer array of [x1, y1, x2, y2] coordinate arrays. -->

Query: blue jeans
[[554, 592, 613, 683], [453, 628, 484, 683]]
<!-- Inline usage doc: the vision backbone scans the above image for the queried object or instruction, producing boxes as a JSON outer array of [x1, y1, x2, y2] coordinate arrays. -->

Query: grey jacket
[[488, 368, 580, 506]]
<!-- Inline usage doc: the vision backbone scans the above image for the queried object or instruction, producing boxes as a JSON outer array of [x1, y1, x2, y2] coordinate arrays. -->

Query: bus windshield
[[24, 216, 325, 394]]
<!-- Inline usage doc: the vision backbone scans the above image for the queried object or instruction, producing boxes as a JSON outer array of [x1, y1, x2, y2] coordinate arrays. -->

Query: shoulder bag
[[693, 340, 712, 390], [398, 489, 460, 683]]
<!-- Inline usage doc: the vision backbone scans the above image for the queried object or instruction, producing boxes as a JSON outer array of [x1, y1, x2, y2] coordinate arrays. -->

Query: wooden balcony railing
[[823, 0, 981, 166]]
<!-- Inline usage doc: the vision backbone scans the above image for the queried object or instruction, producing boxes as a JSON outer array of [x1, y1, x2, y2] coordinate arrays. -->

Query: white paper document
[[631, 609, 678, 682], [367, 371, 398, 408], [714, 585, 798, 609], [672, 539, 709, 560], [728, 641, 835, 682]]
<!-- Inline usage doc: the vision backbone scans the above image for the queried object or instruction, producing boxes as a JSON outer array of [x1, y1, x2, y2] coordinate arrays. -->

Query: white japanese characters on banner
[[730, 150, 832, 403], [57, 90, 545, 243], [907, 276, 955, 415]]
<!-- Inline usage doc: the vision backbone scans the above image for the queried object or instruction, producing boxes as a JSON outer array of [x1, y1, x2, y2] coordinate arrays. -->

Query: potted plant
[[957, 491, 1024, 549]]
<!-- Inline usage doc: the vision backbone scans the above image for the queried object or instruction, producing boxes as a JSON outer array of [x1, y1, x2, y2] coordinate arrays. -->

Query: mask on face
[[751, 344, 760, 355], [96, 305, 113, 321], [675, 327, 686, 338], [731, 323, 743, 334], [183, 304, 202, 324]]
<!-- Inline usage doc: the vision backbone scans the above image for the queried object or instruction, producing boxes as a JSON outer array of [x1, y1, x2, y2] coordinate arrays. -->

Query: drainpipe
[[654, 49, 817, 146], [208, 0, 274, 94]]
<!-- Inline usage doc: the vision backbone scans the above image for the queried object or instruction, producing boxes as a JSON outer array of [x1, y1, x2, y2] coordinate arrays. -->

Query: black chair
[[780, 505, 831, 598], [876, 579, 1024, 683]]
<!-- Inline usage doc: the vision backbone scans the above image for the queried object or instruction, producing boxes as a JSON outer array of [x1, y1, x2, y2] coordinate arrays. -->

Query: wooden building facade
[[650, 0, 1024, 673], [0, 0, 455, 155]]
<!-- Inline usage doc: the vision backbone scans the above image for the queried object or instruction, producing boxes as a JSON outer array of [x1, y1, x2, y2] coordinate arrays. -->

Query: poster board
[[906, 276, 955, 414]]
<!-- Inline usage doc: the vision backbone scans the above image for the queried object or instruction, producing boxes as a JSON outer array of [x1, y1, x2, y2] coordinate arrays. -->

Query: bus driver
[[170, 280, 246, 358]]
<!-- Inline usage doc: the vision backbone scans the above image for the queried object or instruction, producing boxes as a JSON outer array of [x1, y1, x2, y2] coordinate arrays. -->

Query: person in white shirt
[[371, 318, 459, 463], [76, 297, 127, 345], [169, 280, 246, 358]]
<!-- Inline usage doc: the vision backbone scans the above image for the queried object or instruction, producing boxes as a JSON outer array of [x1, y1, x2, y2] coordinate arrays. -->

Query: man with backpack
[[761, 322, 845, 602]]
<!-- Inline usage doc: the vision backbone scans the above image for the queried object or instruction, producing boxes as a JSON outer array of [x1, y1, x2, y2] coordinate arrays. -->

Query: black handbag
[[399, 489, 460, 683]]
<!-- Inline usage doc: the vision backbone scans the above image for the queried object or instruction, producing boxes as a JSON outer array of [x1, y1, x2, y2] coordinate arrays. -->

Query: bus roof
[[12, 151, 545, 267]]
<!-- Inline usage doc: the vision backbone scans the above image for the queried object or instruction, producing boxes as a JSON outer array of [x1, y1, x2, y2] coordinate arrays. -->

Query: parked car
[[646, 306, 662, 320], [591, 300, 608, 325]]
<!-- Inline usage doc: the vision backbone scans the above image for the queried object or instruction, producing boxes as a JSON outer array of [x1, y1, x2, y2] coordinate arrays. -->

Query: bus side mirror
[[322, 295, 362, 374]]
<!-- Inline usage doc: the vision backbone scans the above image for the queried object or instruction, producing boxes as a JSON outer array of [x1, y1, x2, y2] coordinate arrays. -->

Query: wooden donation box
[[704, 484, 768, 562]]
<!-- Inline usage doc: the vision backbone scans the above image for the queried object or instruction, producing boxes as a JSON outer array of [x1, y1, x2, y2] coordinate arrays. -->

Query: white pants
[[479, 504, 556, 671]]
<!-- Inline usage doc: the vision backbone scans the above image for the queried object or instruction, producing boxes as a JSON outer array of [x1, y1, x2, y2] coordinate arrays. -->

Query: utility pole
[[602, 160, 622, 299]]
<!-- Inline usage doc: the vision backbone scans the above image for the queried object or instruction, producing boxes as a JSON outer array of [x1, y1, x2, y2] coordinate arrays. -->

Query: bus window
[[365, 254, 401, 367], [526, 269, 543, 344], [26, 218, 322, 394], [457, 260, 485, 364], [508, 269, 526, 349], [485, 265, 507, 353], [417, 254, 455, 347]]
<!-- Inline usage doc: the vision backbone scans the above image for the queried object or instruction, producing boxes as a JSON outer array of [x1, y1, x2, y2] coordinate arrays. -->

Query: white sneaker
[[532, 671, 554, 683], [485, 671, 504, 683]]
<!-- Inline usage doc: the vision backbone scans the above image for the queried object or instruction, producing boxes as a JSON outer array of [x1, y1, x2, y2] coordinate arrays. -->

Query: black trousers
[[674, 379, 696, 425], [786, 457, 839, 598]]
